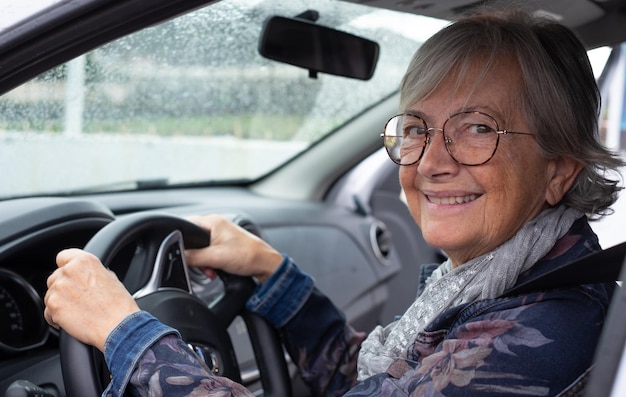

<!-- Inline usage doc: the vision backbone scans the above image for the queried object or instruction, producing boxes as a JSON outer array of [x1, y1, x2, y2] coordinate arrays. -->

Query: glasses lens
[[383, 114, 427, 165], [445, 112, 499, 165]]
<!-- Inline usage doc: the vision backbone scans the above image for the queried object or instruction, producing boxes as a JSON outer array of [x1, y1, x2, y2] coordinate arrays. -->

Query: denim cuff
[[103, 311, 179, 397], [246, 254, 314, 328]]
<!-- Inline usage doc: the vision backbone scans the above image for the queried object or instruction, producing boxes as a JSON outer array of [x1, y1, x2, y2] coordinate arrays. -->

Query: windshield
[[0, 0, 448, 198]]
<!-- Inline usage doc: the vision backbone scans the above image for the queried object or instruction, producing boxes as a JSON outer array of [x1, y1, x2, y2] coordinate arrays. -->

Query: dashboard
[[0, 188, 400, 396]]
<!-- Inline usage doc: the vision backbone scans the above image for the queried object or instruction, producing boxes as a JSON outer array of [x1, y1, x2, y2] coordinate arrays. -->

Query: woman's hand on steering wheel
[[44, 248, 140, 352], [185, 214, 283, 284]]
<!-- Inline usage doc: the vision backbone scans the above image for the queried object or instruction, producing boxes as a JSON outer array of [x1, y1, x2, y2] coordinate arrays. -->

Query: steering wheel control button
[[189, 343, 222, 375]]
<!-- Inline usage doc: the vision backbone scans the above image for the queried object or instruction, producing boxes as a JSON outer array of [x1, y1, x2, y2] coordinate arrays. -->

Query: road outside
[[0, 132, 305, 198]]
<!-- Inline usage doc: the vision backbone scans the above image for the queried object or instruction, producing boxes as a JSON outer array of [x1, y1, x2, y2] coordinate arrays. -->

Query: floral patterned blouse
[[103, 217, 614, 396]]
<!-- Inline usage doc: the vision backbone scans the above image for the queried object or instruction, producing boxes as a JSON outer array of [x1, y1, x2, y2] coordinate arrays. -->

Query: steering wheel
[[59, 212, 292, 397]]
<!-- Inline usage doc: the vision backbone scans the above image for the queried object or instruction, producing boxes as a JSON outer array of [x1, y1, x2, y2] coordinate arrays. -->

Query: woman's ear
[[545, 156, 584, 206]]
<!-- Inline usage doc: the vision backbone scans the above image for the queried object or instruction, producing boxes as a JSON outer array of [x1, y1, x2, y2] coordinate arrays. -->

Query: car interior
[[0, 0, 625, 396]]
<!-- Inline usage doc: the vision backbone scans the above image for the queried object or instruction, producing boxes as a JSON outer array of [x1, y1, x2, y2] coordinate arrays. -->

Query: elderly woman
[[45, 9, 624, 397]]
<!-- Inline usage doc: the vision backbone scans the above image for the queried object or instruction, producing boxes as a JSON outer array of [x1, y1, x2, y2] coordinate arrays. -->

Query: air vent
[[234, 217, 263, 238], [370, 221, 391, 264]]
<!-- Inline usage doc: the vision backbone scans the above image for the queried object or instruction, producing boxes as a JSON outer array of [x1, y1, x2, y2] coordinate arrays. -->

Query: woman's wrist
[[94, 304, 141, 352], [253, 249, 284, 284], [246, 256, 315, 327]]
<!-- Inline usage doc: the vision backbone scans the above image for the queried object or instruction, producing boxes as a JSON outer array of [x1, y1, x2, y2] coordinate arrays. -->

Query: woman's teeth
[[428, 194, 478, 205]]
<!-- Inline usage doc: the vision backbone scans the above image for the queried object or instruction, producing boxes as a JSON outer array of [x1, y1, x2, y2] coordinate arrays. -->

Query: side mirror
[[258, 15, 379, 80]]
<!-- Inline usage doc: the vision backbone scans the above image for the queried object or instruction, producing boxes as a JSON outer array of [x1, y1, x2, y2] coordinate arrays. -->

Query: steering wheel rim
[[60, 212, 292, 397]]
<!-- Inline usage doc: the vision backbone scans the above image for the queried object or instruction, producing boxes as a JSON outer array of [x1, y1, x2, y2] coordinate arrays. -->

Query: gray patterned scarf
[[357, 205, 583, 380]]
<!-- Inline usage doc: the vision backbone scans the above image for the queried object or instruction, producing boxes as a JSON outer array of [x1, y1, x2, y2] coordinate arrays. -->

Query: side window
[[598, 42, 626, 154], [593, 42, 626, 249]]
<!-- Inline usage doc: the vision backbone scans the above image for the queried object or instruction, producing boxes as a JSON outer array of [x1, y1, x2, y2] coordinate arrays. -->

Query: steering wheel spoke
[[133, 230, 192, 299]]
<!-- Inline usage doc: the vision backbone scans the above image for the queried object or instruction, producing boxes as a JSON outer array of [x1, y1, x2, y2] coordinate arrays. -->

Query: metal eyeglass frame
[[381, 111, 535, 166]]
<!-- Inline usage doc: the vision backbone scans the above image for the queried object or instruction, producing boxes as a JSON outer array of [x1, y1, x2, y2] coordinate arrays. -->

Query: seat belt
[[503, 241, 626, 297]]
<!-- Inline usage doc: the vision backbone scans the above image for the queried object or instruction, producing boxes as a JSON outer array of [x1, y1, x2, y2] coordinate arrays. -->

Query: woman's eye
[[467, 124, 494, 134], [403, 125, 427, 138]]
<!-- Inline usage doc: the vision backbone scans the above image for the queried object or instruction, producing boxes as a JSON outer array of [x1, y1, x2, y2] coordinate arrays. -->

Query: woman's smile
[[425, 193, 480, 205]]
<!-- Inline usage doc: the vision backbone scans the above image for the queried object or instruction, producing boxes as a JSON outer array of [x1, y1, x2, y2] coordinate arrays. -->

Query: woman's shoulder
[[519, 216, 599, 277], [427, 279, 612, 334], [408, 286, 610, 396]]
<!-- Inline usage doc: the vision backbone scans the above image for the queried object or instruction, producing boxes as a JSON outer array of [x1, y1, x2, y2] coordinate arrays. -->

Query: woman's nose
[[417, 128, 458, 176]]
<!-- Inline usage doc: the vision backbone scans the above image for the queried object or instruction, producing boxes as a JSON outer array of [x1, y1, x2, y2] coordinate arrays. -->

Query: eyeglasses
[[381, 111, 535, 166]]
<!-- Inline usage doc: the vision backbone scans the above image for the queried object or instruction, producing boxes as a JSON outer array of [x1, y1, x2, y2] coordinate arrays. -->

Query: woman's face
[[400, 60, 574, 267]]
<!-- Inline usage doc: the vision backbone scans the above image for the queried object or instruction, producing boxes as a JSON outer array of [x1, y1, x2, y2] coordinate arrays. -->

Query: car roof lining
[[341, 0, 626, 49], [344, 0, 603, 26]]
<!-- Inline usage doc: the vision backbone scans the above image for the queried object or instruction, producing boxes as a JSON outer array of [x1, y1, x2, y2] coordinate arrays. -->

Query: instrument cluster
[[0, 269, 49, 354]]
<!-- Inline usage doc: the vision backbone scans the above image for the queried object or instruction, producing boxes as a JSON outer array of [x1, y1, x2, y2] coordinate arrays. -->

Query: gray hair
[[400, 9, 624, 218]]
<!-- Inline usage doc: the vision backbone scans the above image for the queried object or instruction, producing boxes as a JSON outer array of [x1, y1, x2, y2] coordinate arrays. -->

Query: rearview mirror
[[258, 16, 379, 80]]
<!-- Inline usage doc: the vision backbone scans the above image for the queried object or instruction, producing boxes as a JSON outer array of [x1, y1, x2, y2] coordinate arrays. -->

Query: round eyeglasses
[[381, 111, 535, 166]]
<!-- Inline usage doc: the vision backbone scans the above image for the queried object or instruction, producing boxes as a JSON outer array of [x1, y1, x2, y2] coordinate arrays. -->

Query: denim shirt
[[103, 312, 178, 397], [103, 217, 614, 397]]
